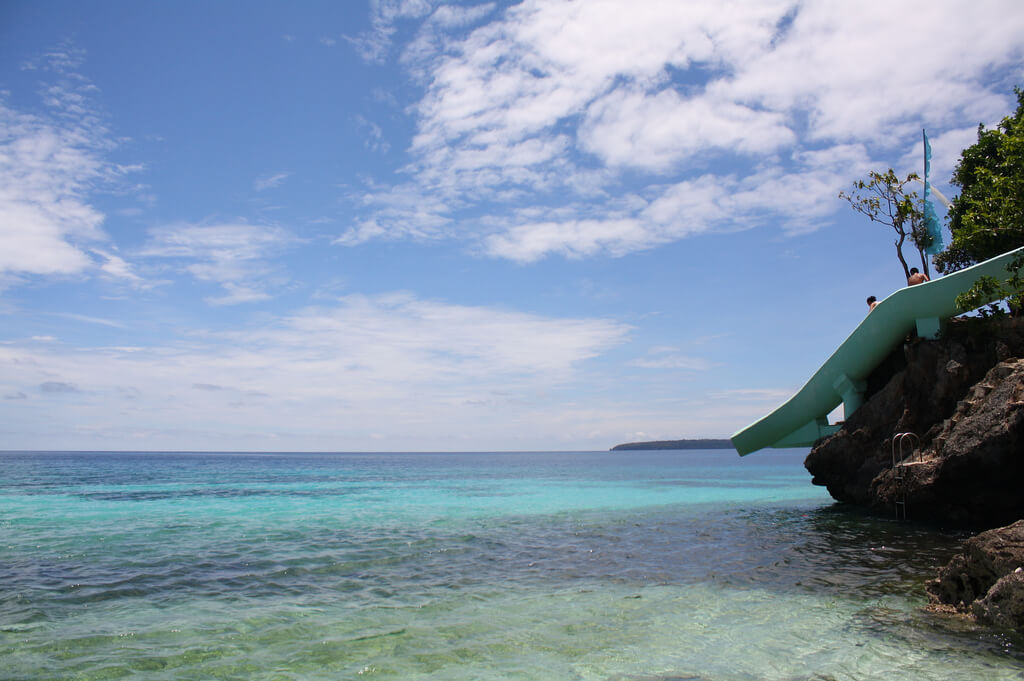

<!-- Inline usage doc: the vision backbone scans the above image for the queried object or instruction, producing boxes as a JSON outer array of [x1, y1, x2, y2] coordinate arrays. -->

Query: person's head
[[910, 268, 919, 275], [866, 296, 876, 307]]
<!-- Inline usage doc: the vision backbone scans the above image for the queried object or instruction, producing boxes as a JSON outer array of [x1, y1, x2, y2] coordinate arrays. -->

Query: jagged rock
[[805, 317, 1024, 528], [973, 571, 1024, 628], [870, 358, 1024, 527], [928, 520, 1024, 629]]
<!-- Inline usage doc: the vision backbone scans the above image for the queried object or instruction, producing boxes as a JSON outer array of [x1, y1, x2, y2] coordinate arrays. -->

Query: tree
[[935, 88, 1024, 272], [840, 169, 931, 280], [935, 88, 1024, 315]]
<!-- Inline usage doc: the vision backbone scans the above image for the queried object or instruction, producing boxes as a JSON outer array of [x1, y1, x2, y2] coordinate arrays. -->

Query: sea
[[1, 449, 1022, 681]]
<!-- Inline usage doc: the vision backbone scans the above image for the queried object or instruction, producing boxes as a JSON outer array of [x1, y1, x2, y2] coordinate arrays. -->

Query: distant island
[[610, 439, 734, 451]]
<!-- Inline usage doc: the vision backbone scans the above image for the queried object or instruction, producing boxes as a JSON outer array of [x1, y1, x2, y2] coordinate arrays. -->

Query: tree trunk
[[910, 217, 931, 278], [916, 245, 931, 278], [895, 233, 911, 281]]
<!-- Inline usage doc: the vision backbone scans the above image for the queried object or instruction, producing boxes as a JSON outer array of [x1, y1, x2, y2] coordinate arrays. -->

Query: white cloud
[[485, 218, 651, 262], [482, 145, 866, 262], [346, 0, 1024, 261], [405, 0, 795, 180], [0, 51, 144, 285], [579, 88, 796, 171], [0, 103, 108, 276], [725, 1, 1024, 143]]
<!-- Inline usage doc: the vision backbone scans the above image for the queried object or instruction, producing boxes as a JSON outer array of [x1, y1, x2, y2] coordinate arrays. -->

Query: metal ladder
[[891, 432, 920, 521]]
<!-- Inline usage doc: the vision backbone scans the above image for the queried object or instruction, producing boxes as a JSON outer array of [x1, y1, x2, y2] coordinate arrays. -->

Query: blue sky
[[2, 0, 1022, 452]]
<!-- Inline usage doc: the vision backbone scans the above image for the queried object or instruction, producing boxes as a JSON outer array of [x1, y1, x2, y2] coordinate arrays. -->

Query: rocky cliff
[[803, 316, 1024, 628], [804, 316, 1024, 528]]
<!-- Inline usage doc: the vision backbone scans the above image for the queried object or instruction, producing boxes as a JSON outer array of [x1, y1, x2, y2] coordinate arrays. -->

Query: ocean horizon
[[2, 448, 1022, 680]]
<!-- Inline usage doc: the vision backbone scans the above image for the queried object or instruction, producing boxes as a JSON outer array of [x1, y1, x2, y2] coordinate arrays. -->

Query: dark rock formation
[[804, 317, 1024, 528], [803, 316, 1024, 632], [927, 520, 1024, 628]]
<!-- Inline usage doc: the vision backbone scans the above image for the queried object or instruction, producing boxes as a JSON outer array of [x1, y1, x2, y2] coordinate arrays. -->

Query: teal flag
[[922, 129, 944, 254]]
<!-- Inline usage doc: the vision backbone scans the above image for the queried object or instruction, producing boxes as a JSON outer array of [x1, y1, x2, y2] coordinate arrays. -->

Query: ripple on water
[[3, 451, 1024, 680]]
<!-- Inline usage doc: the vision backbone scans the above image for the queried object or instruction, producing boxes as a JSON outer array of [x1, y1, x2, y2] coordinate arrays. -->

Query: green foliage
[[938, 88, 1024, 316], [956, 276, 1009, 317], [935, 88, 1024, 274], [954, 254, 1024, 316], [839, 169, 928, 279]]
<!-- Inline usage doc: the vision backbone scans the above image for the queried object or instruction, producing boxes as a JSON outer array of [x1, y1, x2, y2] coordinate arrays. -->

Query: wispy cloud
[[710, 388, 795, 403], [55, 312, 129, 329], [193, 383, 225, 391], [140, 223, 297, 304], [336, 183, 452, 245], [348, 0, 437, 62], [355, 116, 391, 153], [40, 381, 80, 394], [253, 172, 291, 191], [0, 294, 632, 448], [628, 346, 711, 371], [91, 247, 148, 286]]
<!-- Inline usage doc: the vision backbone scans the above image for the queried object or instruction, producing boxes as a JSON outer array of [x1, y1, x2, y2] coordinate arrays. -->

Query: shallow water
[[1, 450, 1021, 680]]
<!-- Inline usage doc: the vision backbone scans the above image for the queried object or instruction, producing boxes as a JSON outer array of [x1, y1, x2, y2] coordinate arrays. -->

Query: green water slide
[[730, 246, 1024, 456]]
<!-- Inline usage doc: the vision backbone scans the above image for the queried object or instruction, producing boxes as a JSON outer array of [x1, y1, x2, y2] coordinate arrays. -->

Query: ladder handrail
[[891, 431, 919, 521], [892, 431, 920, 468]]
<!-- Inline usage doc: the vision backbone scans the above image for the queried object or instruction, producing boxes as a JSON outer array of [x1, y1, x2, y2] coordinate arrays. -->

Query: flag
[[922, 129, 944, 254]]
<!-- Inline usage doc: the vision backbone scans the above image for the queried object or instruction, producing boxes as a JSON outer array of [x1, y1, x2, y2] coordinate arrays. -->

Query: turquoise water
[[1, 450, 1022, 680]]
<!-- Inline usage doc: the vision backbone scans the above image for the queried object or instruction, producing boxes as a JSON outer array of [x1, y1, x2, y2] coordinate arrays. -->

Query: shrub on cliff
[[936, 88, 1024, 315]]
